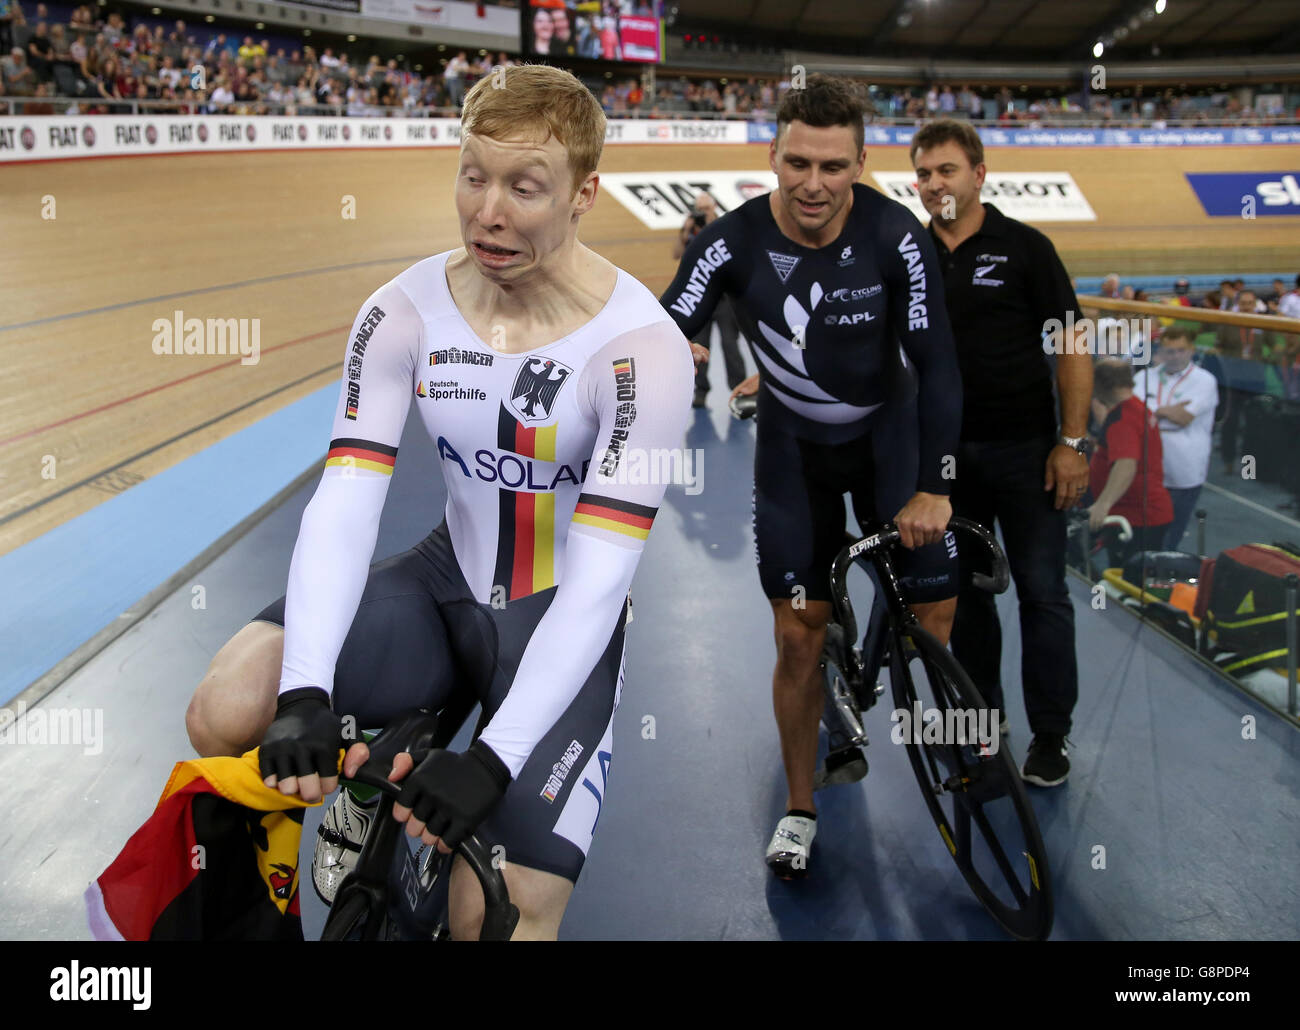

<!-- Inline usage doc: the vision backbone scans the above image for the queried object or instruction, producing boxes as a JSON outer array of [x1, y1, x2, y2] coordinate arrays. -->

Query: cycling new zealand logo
[[509, 356, 572, 424]]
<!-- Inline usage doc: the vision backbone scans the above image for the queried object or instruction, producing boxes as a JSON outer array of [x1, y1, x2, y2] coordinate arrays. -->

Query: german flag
[[493, 406, 558, 599], [325, 438, 397, 476], [85, 749, 323, 941], [572, 493, 656, 542]]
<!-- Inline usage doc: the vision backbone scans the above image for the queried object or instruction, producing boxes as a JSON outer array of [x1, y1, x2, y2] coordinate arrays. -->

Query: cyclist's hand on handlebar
[[393, 740, 512, 855], [258, 686, 344, 803], [730, 373, 760, 400], [893, 491, 952, 549], [1045, 444, 1090, 510], [340, 739, 415, 782]]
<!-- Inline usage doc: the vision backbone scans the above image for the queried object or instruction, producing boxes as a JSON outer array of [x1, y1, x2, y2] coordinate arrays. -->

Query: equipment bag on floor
[[1202, 543, 1300, 675]]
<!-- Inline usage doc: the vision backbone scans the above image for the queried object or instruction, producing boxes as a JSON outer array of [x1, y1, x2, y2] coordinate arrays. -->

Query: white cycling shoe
[[312, 789, 375, 906], [765, 814, 817, 880]]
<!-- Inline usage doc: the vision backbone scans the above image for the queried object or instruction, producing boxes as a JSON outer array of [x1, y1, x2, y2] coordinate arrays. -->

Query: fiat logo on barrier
[[198, 123, 209, 143], [82, 125, 96, 147], [145, 124, 158, 145]]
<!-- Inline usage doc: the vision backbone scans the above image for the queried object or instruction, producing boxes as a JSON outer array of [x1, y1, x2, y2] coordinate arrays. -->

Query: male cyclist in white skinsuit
[[185, 65, 693, 940]]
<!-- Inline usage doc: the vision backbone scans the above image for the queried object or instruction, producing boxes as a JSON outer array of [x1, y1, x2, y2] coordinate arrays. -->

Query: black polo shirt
[[927, 202, 1083, 442]]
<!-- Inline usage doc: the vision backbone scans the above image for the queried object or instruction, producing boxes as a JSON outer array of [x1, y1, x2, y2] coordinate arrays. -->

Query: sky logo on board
[[1186, 172, 1300, 216]]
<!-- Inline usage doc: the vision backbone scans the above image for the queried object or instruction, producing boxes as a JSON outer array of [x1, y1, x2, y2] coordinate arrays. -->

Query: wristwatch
[[1058, 433, 1092, 457]]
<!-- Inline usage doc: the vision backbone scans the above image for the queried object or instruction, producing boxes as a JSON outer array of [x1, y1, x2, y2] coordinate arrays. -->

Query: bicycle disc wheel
[[888, 626, 1054, 941]]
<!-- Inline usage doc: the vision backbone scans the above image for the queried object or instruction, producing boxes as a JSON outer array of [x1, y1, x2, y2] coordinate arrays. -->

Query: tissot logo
[[509, 356, 573, 423]]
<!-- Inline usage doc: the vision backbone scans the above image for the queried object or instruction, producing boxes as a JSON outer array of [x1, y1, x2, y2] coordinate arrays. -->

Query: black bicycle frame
[[829, 517, 1011, 670]]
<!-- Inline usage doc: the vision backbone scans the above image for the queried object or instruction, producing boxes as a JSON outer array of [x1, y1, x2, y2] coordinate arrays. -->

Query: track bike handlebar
[[341, 709, 517, 941]]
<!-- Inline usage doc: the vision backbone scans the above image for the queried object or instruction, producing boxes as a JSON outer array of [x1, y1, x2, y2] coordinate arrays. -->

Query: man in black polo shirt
[[910, 119, 1093, 787]]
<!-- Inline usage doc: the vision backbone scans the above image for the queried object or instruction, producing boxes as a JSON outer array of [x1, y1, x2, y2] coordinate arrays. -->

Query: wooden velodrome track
[[1, 140, 1297, 556]]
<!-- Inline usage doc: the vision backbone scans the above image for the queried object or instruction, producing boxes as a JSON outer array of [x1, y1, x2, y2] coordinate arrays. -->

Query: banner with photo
[[524, 1, 662, 63], [359, 0, 519, 33]]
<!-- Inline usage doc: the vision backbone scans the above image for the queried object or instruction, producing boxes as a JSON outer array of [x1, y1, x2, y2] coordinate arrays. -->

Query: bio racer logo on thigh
[[540, 740, 585, 803]]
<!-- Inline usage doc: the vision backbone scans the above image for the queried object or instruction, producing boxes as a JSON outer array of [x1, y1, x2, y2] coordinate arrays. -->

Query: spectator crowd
[[3, 1, 1298, 123]]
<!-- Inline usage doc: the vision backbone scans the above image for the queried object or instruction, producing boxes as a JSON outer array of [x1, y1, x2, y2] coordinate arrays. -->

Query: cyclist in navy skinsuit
[[661, 76, 963, 878]]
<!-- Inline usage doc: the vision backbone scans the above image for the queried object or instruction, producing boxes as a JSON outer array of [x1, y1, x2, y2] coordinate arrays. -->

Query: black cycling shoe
[[1021, 733, 1070, 787]]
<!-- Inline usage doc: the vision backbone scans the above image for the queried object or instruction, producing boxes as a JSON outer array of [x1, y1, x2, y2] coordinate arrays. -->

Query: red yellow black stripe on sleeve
[[572, 493, 657, 541], [324, 438, 397, 476]]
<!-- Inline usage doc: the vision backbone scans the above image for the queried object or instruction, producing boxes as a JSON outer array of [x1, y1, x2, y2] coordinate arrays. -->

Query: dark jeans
[[949, 435, 1078, 737], [1164, 485, 1202, 552], [1218, 386, 1253, 470], [693, 297, 746, 394]]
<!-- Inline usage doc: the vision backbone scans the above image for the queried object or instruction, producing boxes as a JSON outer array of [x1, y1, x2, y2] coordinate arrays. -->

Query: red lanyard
[[1156, 365, 1193, 408]]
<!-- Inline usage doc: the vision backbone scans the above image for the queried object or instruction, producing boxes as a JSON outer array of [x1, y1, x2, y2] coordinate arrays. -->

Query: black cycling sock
[[787, 808, 817, 820]]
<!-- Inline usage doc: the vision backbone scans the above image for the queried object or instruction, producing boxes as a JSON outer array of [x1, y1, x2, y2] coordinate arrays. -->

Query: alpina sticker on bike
[[768, 251, 801, 283], [540, 740, 585, 803], [509, 355, 573, 424]]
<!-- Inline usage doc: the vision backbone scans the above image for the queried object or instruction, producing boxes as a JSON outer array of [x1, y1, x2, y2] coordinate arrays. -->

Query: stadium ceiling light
[[256, 22, 264, 29], [1155, 0, 1166, 13], [347, 33, 356, 40], [151, 6, 160, 13], [1093, 41, 1104, 57], [204, 14, 214, 21]]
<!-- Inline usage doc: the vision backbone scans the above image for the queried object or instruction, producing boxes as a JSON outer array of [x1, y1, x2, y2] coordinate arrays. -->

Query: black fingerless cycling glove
[[257, 686, 344, 783], [396, 740, 512, 850]]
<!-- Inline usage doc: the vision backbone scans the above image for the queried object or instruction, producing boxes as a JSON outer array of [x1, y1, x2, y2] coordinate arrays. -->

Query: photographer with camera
[[673, 191, 747, 408]]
